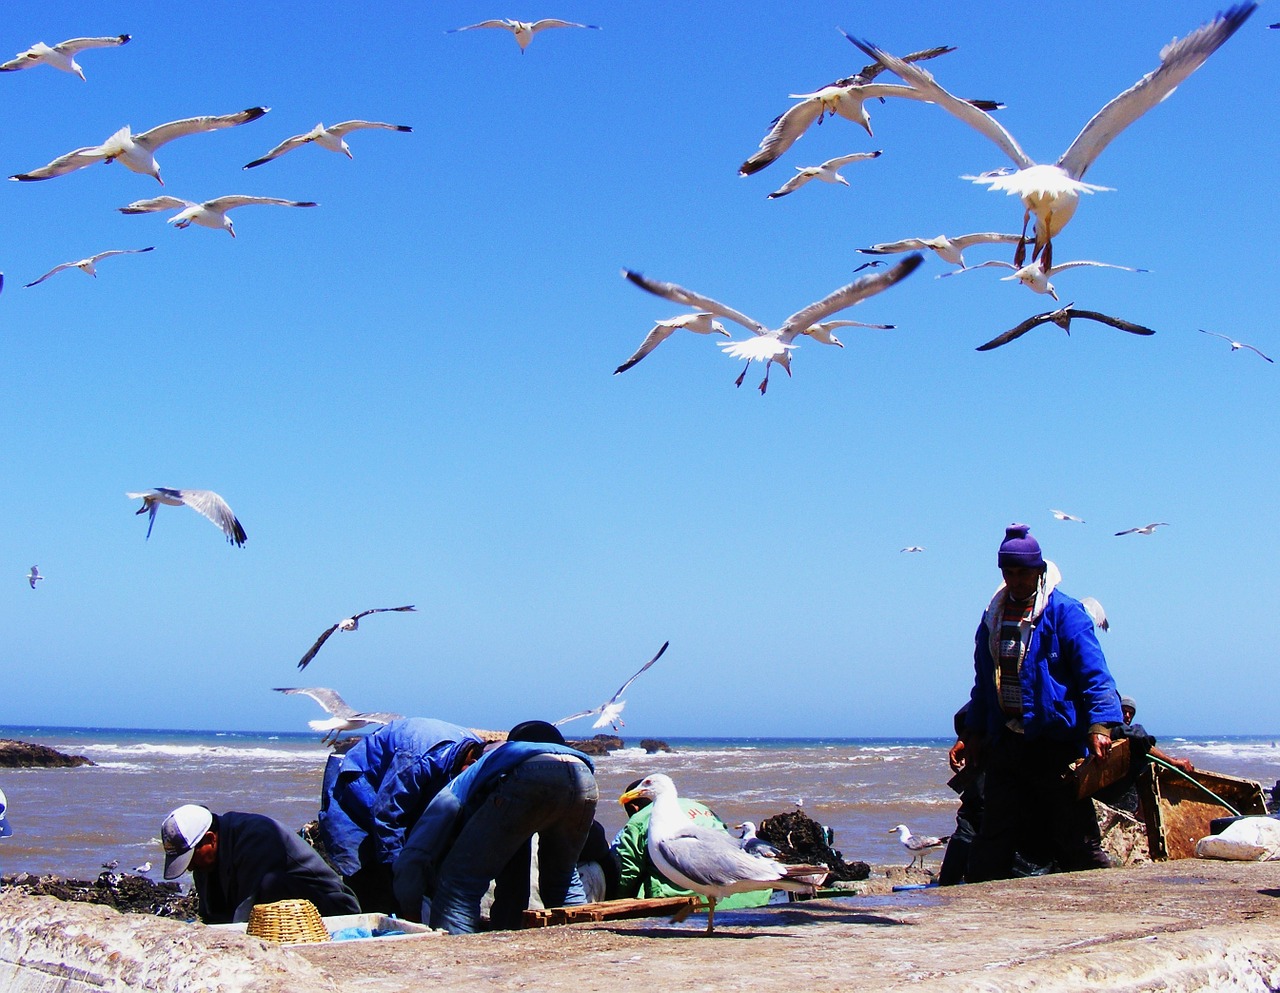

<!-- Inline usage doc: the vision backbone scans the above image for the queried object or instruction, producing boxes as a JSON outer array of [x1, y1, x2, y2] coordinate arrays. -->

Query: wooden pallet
[[521, 896, 699, 928]]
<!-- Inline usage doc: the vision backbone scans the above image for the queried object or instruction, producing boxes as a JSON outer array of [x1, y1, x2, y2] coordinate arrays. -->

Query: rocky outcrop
[[565, 735, 623, 755], [0, 739, 93, 768], [639, 739, 670, 754], [2, 871, 196, 918]]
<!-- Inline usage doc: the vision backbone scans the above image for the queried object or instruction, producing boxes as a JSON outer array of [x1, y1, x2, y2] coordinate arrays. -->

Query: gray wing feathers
[[778, 254, 923, 340], [623, 270, 765, 334]]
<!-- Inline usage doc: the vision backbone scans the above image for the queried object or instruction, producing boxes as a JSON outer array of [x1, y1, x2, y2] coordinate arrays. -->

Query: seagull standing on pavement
[[446, 19, 600, 52], [126, 488, 246, 547], [273, 687, 404, 745], [1198, 330, 1273, 362], [0, 35, 130, 80], [766, 151, 882, 199], [889, 823, 950, 869], [297, 606, 417, 670], [24, 247, 154, 287], [554, 641, 669, 731], [243, 120, 412, 168]]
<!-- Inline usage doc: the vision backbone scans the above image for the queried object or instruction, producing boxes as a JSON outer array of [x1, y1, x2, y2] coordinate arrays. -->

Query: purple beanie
[[997, 524, 1044, 569]]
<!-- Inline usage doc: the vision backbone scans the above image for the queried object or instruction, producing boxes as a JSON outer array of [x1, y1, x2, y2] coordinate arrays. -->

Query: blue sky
[[2, 2, 1277, 739]]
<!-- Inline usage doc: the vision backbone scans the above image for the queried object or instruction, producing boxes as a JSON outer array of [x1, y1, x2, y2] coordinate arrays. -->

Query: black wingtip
[[119, 34, 132, 44]]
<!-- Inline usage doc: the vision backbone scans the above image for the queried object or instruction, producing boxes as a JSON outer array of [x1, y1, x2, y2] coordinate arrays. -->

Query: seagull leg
[[705, 897, 717, 935], [1040, 237, 1053, 274], [670, 901, 696, 924], [1012, 210, 1030, 267], [734, 362, 749, 388]]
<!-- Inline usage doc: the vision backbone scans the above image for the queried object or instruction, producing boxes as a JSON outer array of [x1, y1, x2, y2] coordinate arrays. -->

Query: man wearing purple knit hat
[[952, 524, 1122, 882]]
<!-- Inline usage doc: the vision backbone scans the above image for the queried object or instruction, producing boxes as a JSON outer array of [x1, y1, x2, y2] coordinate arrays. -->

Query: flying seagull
[[297, 606, 417, 670], [554, 640, 669, 731], [0, 35, 130, 80], [11, 107, 268, 184], [273, 687, 404, 745], [622, 254, 923, 393], [619, 774, 827, 933], [24, 247, 154, 288], [614, 314, 729, 375], [118, 196, 317, 237], [766, 150, 882, 199], [976, 304, 1155, 352], [939, 259, 1146, 301], [889, 823, 950, 870], [900, 546, 925, 553], [26, 566, 43, 589], [244, 120, 412, 168], [126, 488, 246, 547], [844, 5, 1256, 270], [858, 232, 1023, 270], [739, 45, 1004, 176], [1198, 329, 1273, 363], [1080, 596, 1110, 632], [1050, 509, 1086, 523], [446, 19, 600, 52], [1114, 522, 1169, 536]]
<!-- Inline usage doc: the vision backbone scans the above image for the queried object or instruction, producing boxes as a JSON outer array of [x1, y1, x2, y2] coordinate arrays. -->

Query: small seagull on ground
[[132, 861, 152, 875], [126, 488, 246, 547], [274, 687, 404, 745], [101, 859, 119, 870], [244, 120, 412, 168], [1114, 522, 1169, 536], [900, 546, 925, 553], [0, 35, 130, 80], [1081, 596, 1109, 631], [889, 823, 950, 869], [976, 304, 1155, 352], [766, 150, 882, 199], [736, 821, 782, 860], [446, 19, 600, 52], [1050, 509, 1086, 523], [858, 232, 1023, 270], [297, 606, 417, 670], [26, 566, 43, 589], [24, 247, 154, 288], [1198, 329, 1273, 363], [555, 641, 669, 731], [119, 196, 317, 237]]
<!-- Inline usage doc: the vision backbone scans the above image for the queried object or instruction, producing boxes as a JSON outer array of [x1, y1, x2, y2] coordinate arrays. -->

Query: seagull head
[[619, 773, 676, 807]]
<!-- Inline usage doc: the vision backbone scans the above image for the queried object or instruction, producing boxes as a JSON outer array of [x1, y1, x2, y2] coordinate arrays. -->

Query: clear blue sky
[[2, 2, 1276, 738]]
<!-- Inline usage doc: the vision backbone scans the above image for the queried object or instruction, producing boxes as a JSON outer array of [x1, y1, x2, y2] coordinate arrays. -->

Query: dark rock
[[639, 739, 671, 754], [0, 739, 94, 768], [1, 871, 196, 918], [758, 809, 870, 882], [566, 734, 623, 755]]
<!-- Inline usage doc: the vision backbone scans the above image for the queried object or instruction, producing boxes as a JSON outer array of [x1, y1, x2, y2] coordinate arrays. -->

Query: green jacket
[[612, 800, 772, 908]]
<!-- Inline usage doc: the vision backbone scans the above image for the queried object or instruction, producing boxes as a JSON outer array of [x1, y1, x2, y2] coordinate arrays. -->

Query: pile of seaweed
[[1, 870, 196, 919], [758, 809, 870, 882]]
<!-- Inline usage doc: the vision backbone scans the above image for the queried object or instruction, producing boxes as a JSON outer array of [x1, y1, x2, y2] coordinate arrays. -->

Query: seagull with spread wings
[[244, 120, 412, 168], [1051, 510, 1086, 523], [1199, 329, 1273, 362], [623, 254, 922, 393], [119, 195, 317, 237], [976, 304, 1155, 352], [273, 687, 404, 745], [554, 641, 668, 731], [126, 488, 246, 547], [1115, 522, 1169, 536], [858, 232, 1023, 270], [26, 566, 43, 589], [845, 5, 1255, 270], [614, 314, 729, 375], [446, 19, 599, 52], [24, 247, 154, 288], [939, 259, 1146, 301], [297, 606, 417, 670], [766, 150, 882, 199], [0, 35, 130, 80]]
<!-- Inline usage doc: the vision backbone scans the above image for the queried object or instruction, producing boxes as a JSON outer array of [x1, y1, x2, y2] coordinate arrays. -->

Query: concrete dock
[[3, 859, 1279, 992]]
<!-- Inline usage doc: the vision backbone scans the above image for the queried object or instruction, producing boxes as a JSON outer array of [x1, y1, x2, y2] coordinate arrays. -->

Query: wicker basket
[[245, 899, 331, 944]]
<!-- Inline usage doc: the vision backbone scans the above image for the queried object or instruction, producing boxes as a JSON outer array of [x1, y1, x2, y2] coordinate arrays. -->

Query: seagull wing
[[55, 35, 131, 54], [552, 707, 601, 727], [777, 253, 924, 341], [1057, 4, 1255, 179], [349, 605, 417, 622], [767, 169, 816, 198], [976, 313, 1055, 351], [327, 120, 413, 136], [10, 144, 110, 181], [88, 247, 155, 263], [355, 711, 404, 724], [606, 641, 669, 704], [953, 232, 1024, 249], [820, 319, 895, 330], [135, 107, 269, 150], [274, 686, 356, 719], [201, 196, 318, 212], [937, 259, 1015, 280], [858, 237, 931, 255], [1240, 343, 1274, 363], [656, 825, 783, 890], [447, 21, 514, 33], [1199, 329, 1234, 343], [821, 151, 882, 169], [739, 98, 823, 177], [175, 489, 246, 546], [1047, 260, 1146, 275], [530, 20, 599, 32], [1068, 309, 1156, 336], [24, 262, 76, 288], [614, 323, 679, 374], [243, 133, 312, 168], [298, 625, 341, 670], [118, 196, 193, 215], [1080, 597, 1109, 631], [1114, 527, 1141, 536], [622, 270, 765, 334], [853, 43, 956, 82]]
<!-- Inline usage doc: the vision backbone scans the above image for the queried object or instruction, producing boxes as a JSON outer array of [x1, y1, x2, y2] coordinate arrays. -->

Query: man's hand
[[1088, 732, 1112, 760], [948, 738, 966, 774]]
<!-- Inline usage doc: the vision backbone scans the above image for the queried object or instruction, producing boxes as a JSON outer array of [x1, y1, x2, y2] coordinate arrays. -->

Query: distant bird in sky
[[976, 304, 1156, 352], [1115, 522, 1169, 536], [766, 150, 882, 199], [24, 247, 155, 288], [858, 232, 1023, 270], [10, 107, 268, 185], [735, 821, 781, 860], [446, 19, 600, 52], [1081, 596, 1110, 632], [297, 606, 417, 670], [614, 314, 729, 375], [1198, 329, 1273, 363], [889, 823, 950, 869], [619, 774, 826, 933], [844, 5, 1256, 270], [0, 35, 130, 80], [555, 641, 669, 731], [273, 687, 404, 745], [939, 259, 1146, 301], [119, 196, 317, 237], [1050, 510, 1086, 523], [622, 254, 923, 393], [26, 566, 43, 589], [132, 861, 152, 875], [126, 488, 246, 547], [243, 120, 413, 168], [900, 546, 925, 553]]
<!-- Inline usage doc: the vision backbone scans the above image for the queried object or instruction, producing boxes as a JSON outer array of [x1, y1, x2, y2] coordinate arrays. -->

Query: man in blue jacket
[[957, 524, 1122, 882]]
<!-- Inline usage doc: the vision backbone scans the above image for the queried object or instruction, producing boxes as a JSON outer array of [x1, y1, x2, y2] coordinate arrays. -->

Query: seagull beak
[[618, 788, 645, 806]]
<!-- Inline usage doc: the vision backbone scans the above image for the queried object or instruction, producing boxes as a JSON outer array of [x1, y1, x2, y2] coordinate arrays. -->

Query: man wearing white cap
[[161, 804, 360, 924]]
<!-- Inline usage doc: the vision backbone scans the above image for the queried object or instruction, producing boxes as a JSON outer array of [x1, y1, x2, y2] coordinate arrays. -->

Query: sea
[[1, 726, 1277, 882]]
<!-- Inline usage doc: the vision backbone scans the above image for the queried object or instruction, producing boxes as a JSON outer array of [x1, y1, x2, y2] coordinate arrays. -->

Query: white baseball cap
[[0, 787, 11, 838], [161, 804, 213, 879]]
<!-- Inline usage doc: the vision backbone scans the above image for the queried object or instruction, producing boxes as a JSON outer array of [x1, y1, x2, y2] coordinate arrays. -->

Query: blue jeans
[[429, 756, 598, 934]]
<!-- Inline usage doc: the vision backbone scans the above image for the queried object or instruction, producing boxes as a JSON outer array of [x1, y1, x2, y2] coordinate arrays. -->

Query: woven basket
[[245, 899, 330, 944]]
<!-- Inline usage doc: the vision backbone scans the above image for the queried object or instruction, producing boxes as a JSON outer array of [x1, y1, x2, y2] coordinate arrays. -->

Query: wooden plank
[[1144, 766, 1268, 860], [521, 897, 698, 928], [1073, 738, 1131, 800]]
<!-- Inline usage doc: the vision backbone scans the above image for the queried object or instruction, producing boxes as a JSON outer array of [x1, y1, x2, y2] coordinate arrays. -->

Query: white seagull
[[622, 254, 923, 393], [735, 821, 782, 860], [118, 196, 317, 237], [1114, 522, 1169, 536], [24, 247, 154, 288], [11, 107, 268, 185], [0, 35, 130, 80], [446, 19, 600, 52], [938, 259, 1146, 301], [1199, 329, 1273, 363], [889, 823, 950, 870], [900, 546, 925, 553], [845, 5, 1255, 270], [976, 304, 1156, 352], [738, 45, 1004, 176], [619, 774, 827, 933], [858, 232, 1023, 270], [614, 314, 729, 375], [126, 488, 246, 547], [554, 641, 669, 731], [131, 862, 152, 875], [273, 687, 404, 745], [26, 566, 43, 589], [766, 150, 882, 199], [1050, 509, 1086, 523], [244, 120, 412, 168], [297, 606, 417, 670], [1081, 596, 1110, 632]]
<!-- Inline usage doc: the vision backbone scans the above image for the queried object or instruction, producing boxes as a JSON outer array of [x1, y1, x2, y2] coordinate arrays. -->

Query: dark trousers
[[967, 731, 1110, 883]]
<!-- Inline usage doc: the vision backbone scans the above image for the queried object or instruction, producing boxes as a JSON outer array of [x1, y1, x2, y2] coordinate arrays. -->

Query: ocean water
[[0, 726, 1276, 881]]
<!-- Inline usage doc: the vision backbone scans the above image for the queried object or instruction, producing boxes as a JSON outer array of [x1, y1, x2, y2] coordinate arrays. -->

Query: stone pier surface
[[3, 860, 1279, 992]]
